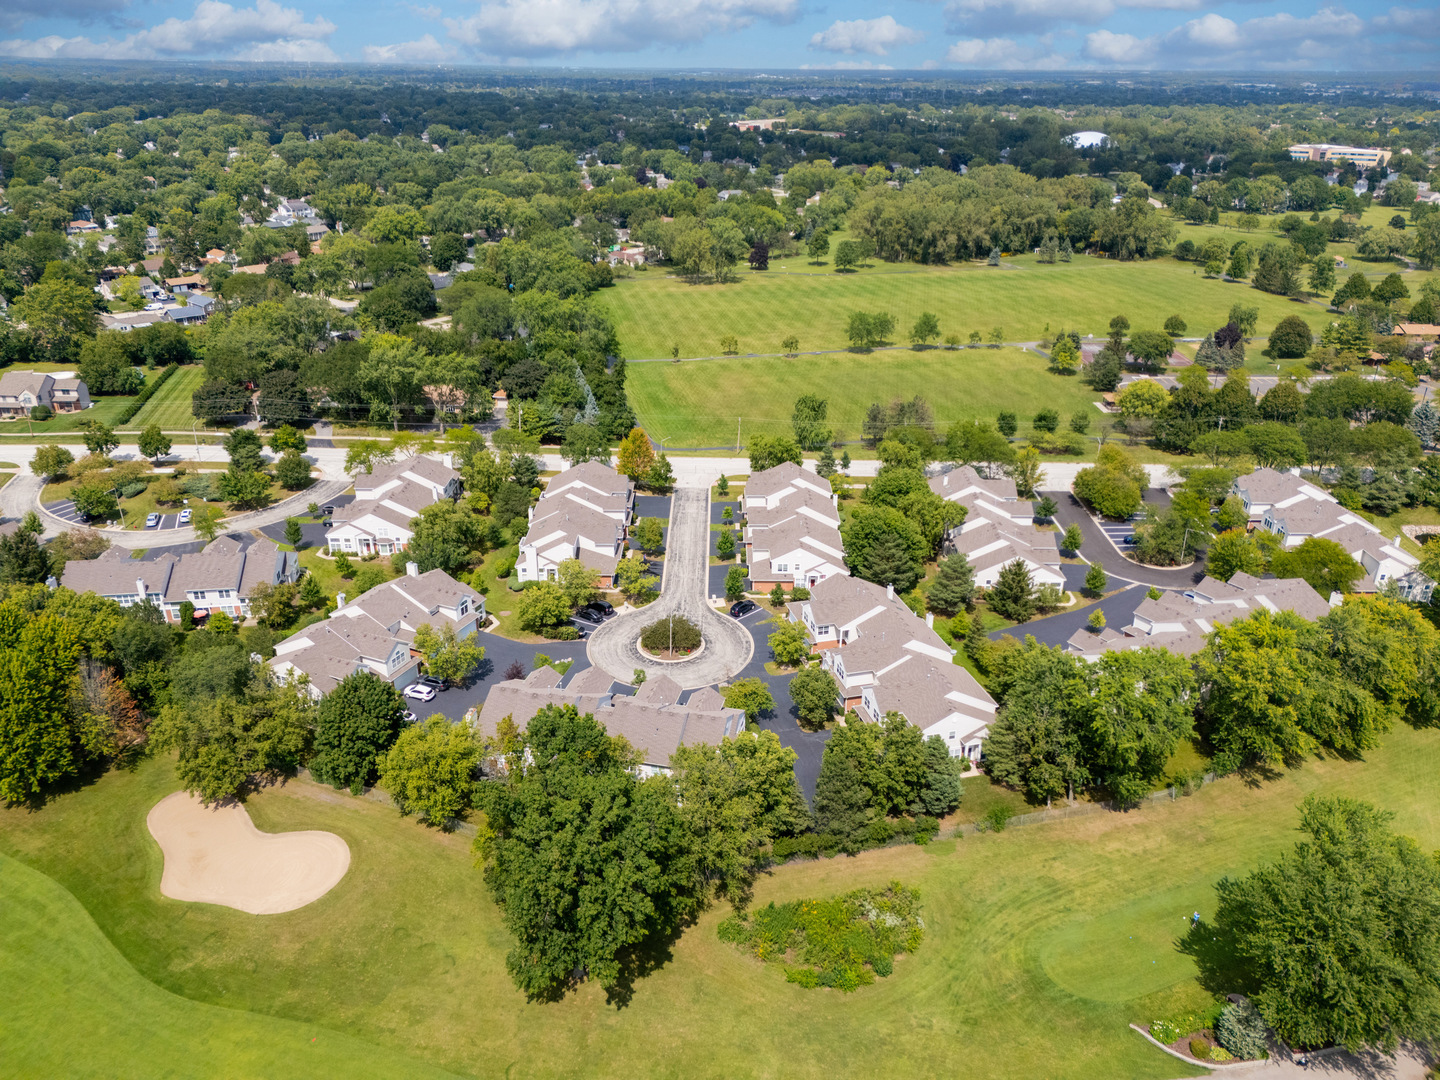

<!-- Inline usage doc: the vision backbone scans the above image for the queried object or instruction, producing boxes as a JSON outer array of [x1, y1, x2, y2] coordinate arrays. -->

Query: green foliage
[[1061, 524, 1083, 554], [789, 665, 838, 729], [988, 559, 1036, 622], [1270, 537, 1363, 594], [1073, 444, 1147, 520], [927, 553, 975, 616], [767, 619, 811, 667], [407, 501, 481, 574], [1210, 795, 1440, 1053], [640, 615, 701, 654], [721, 678, 775, 722], [1215, 1000, 1270, 1060], [478, 705, 697, 999], [723, 565, 747, 602], [716, 528, 735, 559], [150, 680, 314, 804], [1083, 563, 1107, 597], [274, 449, 312, 491], [379, 716, 482, 825], [516, 581, 570, 633], [310, 672, 406, 792], [1268, 314, 1313, 358], [717, 883, 924, 992], [413, 623, 485, 687]]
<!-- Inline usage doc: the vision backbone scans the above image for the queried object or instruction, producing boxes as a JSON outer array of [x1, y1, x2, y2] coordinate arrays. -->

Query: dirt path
[[586, 484, 753, 688], [146, 791, 350, 915]]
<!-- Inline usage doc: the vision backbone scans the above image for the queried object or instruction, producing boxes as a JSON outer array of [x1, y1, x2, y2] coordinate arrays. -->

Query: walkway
[[1159, 1042, 1432, 1080], [586, 484, 754, 688]]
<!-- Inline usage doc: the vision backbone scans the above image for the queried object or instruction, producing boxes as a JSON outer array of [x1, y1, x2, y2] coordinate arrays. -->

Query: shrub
[[543, 625, 579, 641], [29, 405, 53, 422], [113, 361, 177, 426], [1189, 1038, 1211, 1060], [718, 882, 924, 992], [1216, 999, 1270, 1060], [978, 805, 1014, 832], [640, 614, 701, 654]]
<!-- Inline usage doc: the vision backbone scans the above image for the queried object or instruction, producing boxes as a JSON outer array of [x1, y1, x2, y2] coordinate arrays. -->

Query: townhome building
[[1067, 572, 1333, 660], [742, 463, 848, 591], [1235, 470, 1431, 600], [930, 466, 1063, 589], [787, 575, 996, 759], [328, 455, 462, 557], [0, 370, 92, 418], [270, 564, 484, 697], [473, 667, 745, 777], [59, 536, 299, 622], [517, 462, 633, 586]]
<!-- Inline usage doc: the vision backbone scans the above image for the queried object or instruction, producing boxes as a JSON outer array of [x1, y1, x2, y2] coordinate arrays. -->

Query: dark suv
[[581, 600, 615, 621], [729, 599, 758, 618]]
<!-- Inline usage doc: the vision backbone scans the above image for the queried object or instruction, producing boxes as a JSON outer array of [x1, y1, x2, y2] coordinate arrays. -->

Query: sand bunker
[[147, 791, 351, 915]]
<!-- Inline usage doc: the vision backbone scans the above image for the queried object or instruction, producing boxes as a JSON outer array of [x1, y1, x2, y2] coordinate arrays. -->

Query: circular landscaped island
[[638, 614, 703, 662]]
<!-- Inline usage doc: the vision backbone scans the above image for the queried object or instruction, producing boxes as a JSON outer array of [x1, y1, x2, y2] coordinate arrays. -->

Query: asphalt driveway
[[1045, 490, 1205, 589]]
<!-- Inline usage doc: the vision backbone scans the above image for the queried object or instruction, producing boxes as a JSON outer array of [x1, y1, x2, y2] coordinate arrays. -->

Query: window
[[216, 590, 232, 600], [458, 599, 468, 616]]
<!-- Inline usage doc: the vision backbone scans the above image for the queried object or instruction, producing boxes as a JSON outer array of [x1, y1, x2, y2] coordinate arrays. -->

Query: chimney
[[406, 561, 420, 577], [926, 612, 934, 628], [886, 583, 894, 599], [336, 592, 346, 608]]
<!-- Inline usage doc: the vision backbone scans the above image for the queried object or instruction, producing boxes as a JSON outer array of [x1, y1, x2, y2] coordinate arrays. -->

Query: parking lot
[[1097, 517, 1142, 551], [43, 499, 195, 531]]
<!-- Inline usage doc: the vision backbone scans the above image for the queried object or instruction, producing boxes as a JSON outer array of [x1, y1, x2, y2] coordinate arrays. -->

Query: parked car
[[570, 620, 592, 639], [1121, 534, 1138, 545], [402, 683, 436, 702], [402, 710, 418, 724], [144, 513, 160, 528], [416, 674, 444, 690], [730, 599, 758, 618], [178, 508, 191, 525], [321, 504, 336, 515], [581, 601, 615, 621]]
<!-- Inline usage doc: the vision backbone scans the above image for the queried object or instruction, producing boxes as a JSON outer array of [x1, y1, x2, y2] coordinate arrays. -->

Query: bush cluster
[[1215, 999, 1271, 1060], [770, 815, 939, 861], [717, 882, 924, 992], [640, 614, 701, 654]]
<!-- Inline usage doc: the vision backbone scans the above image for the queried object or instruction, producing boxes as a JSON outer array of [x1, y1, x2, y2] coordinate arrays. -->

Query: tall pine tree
[[927, 553, 976, 615]]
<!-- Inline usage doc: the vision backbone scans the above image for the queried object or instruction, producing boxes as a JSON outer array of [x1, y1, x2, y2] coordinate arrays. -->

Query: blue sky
[[1, 0, 1436, 72]]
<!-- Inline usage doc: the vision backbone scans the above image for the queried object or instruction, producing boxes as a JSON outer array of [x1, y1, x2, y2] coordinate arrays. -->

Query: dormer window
[[458, 599, 468, 615]]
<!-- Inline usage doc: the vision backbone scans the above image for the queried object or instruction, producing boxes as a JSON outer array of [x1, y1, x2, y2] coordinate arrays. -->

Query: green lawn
[[0, 852, 461, 1080], [601, 252, 1343, 363], [5, 726, 1440, 1079], [120, 364, 208, 432], [15, 383, 147, 435], [627, 346, 1102, 450]]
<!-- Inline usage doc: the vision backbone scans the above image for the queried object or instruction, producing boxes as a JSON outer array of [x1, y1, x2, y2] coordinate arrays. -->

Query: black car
[[569, 620, 592, 639], [730, 600, 758, 618], [581, 601, 615, 621], [416, 674, 445, 690]]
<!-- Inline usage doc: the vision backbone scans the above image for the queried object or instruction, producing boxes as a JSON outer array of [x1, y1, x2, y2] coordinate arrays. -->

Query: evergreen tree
[[814, 739, 871, 849], [987, 559, 1036, 622], [1408, 400, 1439, 449], [1196, 333, 1227, 371], [927, 553, 975, 616], [860, 530, 920, 593]]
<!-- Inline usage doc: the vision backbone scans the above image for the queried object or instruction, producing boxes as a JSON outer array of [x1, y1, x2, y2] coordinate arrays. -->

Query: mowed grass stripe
[[601, 255, 1340, 361], [122, 364, 207, 432], [627, 346, 1098, 449]]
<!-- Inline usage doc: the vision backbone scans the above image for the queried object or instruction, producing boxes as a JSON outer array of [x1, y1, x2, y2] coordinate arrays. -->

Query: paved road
[[1046, 490, 1206, 590], [586, 485, 754, 688]]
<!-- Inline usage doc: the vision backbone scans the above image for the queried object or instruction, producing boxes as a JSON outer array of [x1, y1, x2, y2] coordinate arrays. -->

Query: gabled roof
[[545, 461, 631, 498], [522, 501, 624, 552], [0, 370, 55, 398], [633, 673, 682, 706], [929, 465, 1017, 502], [746, 462, 820, 499]]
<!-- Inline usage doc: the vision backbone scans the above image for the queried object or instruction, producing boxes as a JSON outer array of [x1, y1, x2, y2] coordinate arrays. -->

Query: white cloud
[[945, 0, 1111, 34], [0, 0, 336, 59], [945, 35, 1067, 67], [1373, 5, 1440, 35], [444, 0, 798, 56], [1082, 28, 1154, 62], [363, 33, 455, 62], [809, 16, 923, 55], [1167, 5, 1363, 58]]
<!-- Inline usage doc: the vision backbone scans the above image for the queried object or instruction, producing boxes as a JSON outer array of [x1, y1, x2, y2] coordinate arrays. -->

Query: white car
[[179, 508, 192, 524], [402, 683, 436, 702]]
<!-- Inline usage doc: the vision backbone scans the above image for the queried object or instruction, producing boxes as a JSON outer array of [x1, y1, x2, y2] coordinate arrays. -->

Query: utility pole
[[735, 417, 741, 453]]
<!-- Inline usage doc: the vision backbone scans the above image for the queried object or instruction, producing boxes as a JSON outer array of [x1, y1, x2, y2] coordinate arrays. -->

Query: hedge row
[[115, 363, 178, 427], [770, 815, 940, 862]]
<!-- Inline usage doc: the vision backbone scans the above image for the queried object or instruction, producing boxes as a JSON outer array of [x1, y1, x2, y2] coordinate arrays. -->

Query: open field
[[628, 345, 1104, 449], [5, 726, 1440, 1079], [120, 364, 208, 432], [602, 253, 1340, 362]]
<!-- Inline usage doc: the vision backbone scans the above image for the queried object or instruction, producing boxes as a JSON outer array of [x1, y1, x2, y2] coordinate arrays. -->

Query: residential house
[[1237, 470, 1431, 598], [59, 536, 299, 623], [271, 564, 484, 697], [929, 466, 1062, 589], [0, 370, 92, 418], [1393, 323, 1440, 342], [742, 463, 848, 590], [328, 455, 462, 557], [787, 575, 996, 758], [1067, 572, 1333, 660], [473, 666, 745, 777], [516, 463, 634, 585], [66, 219, 101, 236], [144, 227, 163, 255], [100, 310, 172, 332]]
